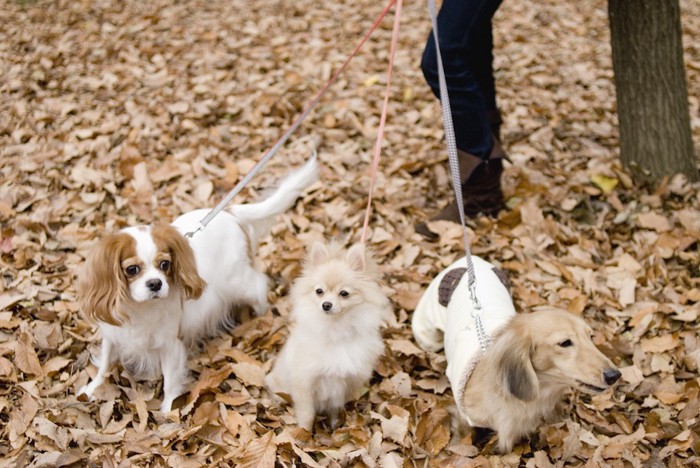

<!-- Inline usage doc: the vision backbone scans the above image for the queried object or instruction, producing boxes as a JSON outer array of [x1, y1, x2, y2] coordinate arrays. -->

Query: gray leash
[[185, 128, 317, 239], [426, 0, 491, 353], [185, 0, 398, 239]]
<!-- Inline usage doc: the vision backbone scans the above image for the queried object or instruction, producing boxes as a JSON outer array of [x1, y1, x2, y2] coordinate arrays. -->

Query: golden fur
[[78, 232, 135, 325], [454, 307, 620, 453], [151, 224, 205, 302]]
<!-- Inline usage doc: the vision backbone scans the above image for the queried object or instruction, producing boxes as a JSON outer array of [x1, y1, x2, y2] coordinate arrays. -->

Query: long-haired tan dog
[[412, 256, 620, 452]]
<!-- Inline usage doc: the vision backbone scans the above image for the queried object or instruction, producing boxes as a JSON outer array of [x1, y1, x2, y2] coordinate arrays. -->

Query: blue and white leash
[[426, 0, 492, 353]]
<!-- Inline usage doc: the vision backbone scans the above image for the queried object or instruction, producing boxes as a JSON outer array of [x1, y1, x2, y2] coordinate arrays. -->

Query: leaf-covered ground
[[1, 0, 699, 466]]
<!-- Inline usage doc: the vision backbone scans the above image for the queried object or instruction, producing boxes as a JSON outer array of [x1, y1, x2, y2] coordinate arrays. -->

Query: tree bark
[[608, 0, 698, 183]]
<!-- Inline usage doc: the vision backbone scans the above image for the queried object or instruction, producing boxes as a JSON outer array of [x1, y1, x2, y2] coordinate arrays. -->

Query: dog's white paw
[[77, 381, 99, 401], [160, 401, 173, 413], [253, 301, 269, 316], [265, 372, 295, 407]]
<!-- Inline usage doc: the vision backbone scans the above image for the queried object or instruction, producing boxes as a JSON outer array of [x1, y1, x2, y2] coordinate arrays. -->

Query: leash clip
[[184, 222, 206, 239], [469, 283, 491, 354]]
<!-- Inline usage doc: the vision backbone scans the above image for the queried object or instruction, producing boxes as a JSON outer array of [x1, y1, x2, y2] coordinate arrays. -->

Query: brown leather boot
[[415, 148, 506, 240]]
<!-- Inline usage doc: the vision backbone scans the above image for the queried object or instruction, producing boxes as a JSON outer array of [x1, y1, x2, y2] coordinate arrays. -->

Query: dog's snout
[[146, 279, 162, 292], [322, 301, 333, 312], [603, 368, 621, 385]]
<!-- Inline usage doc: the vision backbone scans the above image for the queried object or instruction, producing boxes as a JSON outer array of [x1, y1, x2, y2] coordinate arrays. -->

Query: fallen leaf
[[415, 407, 451, 456], [387, 339, 423, 356], [371, 408, 409, 446], [591, 174, 618, 194], [238, 431, 277, 468], [231, 362, 265, 388], [641, 335, 679, 353], [14, 331, 43, 377], [636, 212, 672, 232]]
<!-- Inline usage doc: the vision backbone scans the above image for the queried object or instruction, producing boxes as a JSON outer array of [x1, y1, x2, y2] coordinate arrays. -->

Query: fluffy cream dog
[[412, 256, 621, 452], [265, 242, 392, 430]]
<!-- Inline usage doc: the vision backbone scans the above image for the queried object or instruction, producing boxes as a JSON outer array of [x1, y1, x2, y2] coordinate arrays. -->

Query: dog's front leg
[[79, 338, 114, 400], [159, 341, 188, 412], [411, 286, 447, 352], [264, 366, 286, 404], [448, 405, 474, 445], [291, 378, 316, 431], [247, 269, 270, 316], [327, 407, 343, 430]]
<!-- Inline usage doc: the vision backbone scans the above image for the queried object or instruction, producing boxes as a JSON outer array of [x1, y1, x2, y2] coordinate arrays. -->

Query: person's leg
[[421, 0, 502, 158], [463, 1, 504, 140], [417, 0, 506, 239]]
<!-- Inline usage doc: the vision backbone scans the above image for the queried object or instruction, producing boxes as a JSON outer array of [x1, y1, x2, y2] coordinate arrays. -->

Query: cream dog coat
[[412, 256, 515, 423]]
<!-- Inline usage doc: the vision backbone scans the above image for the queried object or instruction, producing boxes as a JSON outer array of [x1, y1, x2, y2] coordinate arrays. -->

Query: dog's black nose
[[322, 301, 333, 312], [604, 368, 621, 385], [146, 279, 162, 292]]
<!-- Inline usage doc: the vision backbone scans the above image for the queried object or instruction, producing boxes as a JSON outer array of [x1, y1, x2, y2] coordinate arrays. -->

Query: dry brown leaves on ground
[[1, 0, 699, 466]]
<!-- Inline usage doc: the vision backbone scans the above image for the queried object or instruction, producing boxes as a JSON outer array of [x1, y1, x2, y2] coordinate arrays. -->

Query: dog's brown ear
[[494, 325, 538, 401], [78, 233, 132, 326], [153, 224, 205, 300]]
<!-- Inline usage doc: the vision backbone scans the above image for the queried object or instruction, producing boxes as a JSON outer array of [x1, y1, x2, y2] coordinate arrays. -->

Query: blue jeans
[[421, 0, 503, 160]]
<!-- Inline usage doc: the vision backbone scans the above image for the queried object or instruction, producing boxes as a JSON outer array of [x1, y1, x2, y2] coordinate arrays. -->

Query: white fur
[[265, 243, 391, 430], [85, 288, 188, 411], [78, 157, 318, 412], [125, 227, 171, 302]]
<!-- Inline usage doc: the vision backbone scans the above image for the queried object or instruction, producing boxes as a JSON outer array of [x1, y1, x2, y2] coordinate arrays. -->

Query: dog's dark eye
[[159, 260, 171, 271], [339, 290, 349, 297], [125, 265, 140, 276], [558, 339, 573, 348], [315, 288, 324, 296]]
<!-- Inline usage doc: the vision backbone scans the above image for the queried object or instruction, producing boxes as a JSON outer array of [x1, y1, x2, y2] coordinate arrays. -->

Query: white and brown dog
[[77, 157, 318, 412], [412, 256, 620, 453]]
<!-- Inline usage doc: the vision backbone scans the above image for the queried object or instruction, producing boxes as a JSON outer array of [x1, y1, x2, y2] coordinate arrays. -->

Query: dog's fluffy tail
[[230, 154, 319, 244]]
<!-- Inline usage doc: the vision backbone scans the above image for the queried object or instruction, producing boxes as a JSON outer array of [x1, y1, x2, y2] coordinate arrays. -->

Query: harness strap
[[438, 267, 467, 307]]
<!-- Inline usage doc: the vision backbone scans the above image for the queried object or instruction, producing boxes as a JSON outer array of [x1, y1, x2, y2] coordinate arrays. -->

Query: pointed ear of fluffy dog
[[493, 323, 538, 401], [307, 241, 329, 266], [346, 243, 366, 272]]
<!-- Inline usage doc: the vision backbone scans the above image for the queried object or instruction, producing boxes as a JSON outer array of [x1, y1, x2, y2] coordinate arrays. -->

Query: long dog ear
[[493, 323, 538, 401], [153, 224, 205, 300], [78, 233, 132, 326]]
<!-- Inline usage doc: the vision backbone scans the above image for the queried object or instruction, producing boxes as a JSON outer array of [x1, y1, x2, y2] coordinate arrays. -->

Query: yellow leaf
[[591, 174, 618, 194], [364, 74, 379, 87]]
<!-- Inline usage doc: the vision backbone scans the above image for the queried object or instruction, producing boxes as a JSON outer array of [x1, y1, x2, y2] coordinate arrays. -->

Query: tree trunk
[[608, 0, 698, 183]]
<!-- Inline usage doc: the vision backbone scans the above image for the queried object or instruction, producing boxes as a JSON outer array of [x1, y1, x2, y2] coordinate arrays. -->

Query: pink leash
[[360, 0, 403, 244], [187, 0, 399, 238]]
